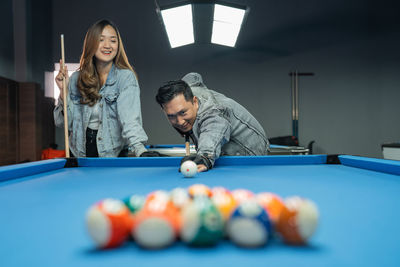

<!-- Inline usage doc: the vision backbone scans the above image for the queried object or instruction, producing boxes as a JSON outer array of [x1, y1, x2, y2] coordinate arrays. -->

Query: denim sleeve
[[197, 110, 231, 166], [117, 72, 148, 156]]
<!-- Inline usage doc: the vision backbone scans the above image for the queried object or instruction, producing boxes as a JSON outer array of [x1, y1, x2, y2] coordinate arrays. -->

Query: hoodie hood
[[182, 72, 207, 88]]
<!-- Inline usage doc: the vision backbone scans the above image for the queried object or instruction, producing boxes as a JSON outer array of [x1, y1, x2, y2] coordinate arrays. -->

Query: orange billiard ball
[[86, 198, 133, 249], [188, 184, 212, 198], [211, 187, 237, 222], [132, 196, 180, 249], [256, 192, 285, 226], [276, 196, 319, 245]]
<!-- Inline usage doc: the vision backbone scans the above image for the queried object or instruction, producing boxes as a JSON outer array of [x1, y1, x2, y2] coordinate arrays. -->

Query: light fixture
[[158, 3, 195, 48], [155, 1, 249, 48], [211, 3, 247, 47]]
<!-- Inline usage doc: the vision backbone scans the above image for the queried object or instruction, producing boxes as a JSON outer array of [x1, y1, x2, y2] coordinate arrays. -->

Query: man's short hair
[[155, 80, 194, 107]]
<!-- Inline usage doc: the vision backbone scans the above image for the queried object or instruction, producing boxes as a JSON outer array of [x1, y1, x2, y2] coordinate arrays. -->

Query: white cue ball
[[180, 160, 197, 178]]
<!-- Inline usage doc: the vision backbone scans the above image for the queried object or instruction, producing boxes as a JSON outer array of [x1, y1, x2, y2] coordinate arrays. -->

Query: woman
[[54, 19, 151, 157]]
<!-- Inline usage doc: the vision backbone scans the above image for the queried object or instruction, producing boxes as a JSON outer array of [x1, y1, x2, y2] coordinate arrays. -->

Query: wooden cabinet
[[0, 77, 55, 166], [0, 77, 19, 165]]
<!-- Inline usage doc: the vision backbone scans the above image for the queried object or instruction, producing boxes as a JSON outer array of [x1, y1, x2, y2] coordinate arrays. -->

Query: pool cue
[[291, 70, 296, 139], [61, 34, 70, 158], [289, 71, 315, 142], [294, 70, 299, 139], [185, 134, 190, 156]]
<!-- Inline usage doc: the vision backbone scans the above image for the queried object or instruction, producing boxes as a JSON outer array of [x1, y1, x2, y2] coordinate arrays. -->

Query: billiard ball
[[231, 189, 255, 204], [211, 188, 237, 222], [123, 194, 146, 214], [132, 196, 180, 249], [188, 184, 212, 198], [226, 200, 272, 247], [169, 187, 191, 210], [180, 196, 224, 246], [86, 198, 133, 249], [276, 196, 319, 245], [256, 192, 285, 226], [145, 190, 170, 206], [211, 186, 230, 196], [180, 160, 197, 178]]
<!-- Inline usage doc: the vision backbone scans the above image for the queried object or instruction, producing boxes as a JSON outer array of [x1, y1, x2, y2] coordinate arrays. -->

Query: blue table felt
[[0, 155, 400, 267]]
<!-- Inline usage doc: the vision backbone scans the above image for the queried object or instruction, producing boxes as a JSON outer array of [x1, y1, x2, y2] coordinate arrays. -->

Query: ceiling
[[152, 0, 399, 59]]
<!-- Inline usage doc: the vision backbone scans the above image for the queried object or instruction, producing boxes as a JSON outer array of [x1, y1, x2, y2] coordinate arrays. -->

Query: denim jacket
[[54, 64, 148, 157], [182, 73, 270, 167]]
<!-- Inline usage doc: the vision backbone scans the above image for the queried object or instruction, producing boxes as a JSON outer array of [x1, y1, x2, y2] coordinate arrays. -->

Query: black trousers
[[69, 128, 128, 157], [86, 128, 99, 157]]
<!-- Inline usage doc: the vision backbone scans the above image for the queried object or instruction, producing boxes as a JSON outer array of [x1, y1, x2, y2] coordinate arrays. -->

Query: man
[[155, 72, 269, 172]]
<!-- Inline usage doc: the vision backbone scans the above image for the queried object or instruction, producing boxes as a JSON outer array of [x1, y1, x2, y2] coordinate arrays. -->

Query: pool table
[[1, 155, 400, 267], [146, 144, 309, 156]]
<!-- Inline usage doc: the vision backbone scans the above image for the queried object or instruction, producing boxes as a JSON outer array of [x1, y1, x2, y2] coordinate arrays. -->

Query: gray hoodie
[[182, 72, 269, 167]]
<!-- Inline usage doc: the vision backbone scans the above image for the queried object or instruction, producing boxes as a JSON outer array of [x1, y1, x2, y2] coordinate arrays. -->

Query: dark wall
[[47, 0, 399, 158], [27, 0, 53, 85], [0, 0, 15, 79], [1, 0, 52, 86]]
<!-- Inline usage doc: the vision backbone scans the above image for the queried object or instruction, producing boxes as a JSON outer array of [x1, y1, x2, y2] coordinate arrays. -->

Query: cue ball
[[180, 160, 197, 178]]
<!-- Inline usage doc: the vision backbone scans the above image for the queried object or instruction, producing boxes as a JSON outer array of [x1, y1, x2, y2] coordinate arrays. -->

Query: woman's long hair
[[77, 19, 137, 106]]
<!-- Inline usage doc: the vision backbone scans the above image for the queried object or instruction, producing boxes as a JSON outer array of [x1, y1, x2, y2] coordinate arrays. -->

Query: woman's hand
[[55, 59, 69, 100]]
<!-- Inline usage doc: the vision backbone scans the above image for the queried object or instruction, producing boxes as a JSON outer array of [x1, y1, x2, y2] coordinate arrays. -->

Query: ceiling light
[[211, 3, 247, 47], [159, 4, 194, 48]]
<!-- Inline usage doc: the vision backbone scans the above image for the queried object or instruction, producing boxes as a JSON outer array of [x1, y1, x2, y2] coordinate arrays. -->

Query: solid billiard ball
[[180, 160, 197, 178], [86, 198, 133, 249], [226, 200, 272, 247], [132, 197, 180, 249], [180, 196, 224, 246], [276, 196, 319, 245]]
